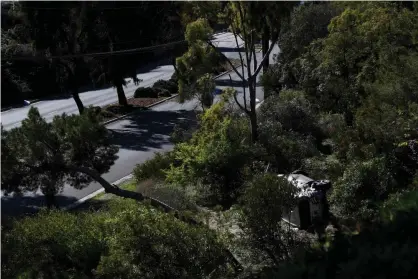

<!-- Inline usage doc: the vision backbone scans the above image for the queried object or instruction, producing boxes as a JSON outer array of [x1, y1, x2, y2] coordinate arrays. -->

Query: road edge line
[[102, 94, 179, 126], [63, 174, 134, 211]]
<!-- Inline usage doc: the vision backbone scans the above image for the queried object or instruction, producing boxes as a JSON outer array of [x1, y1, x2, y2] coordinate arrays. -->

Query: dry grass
[[136, 179, 198, 212]]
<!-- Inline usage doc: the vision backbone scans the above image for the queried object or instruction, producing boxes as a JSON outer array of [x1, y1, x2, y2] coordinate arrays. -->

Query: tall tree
[[16, 1, 98, 114], [1, 107, 118, 207], [210, 2, 295, 142], [175, 18, 221, 109], [92, 1, 183, 106]]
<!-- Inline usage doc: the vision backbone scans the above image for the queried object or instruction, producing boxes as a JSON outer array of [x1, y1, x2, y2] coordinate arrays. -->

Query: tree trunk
[[262, 26, 270, 73], [72, 91, 84, 114], [45, 193, 57, 209], [116, 83, 128, 107], [68, 165, 174, 212], [248, 82, 258, 143]]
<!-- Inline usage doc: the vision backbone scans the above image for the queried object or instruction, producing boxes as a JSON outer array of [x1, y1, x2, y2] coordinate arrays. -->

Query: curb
[[1, 99, 42, 112], [63, 174, 134, 211], [102, 94, 179, 126], [102, 64, 242, 127]]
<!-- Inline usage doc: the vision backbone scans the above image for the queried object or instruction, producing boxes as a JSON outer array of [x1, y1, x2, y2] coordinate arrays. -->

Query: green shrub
[[239, 173, 300, 265], [170, 72, 178, 83], [165, 100, 263, 208], [1, 210, 106, 279], [170, 122, 191, 144], [134, 87, 159, 98], [329, 157, 398, 222], [153, 79, 178, 94], [158, 88, 171, 97], [95, 200, 232, 278], [258, 91, 322, 172], [133, 151, 176, 182], [2, 200, 232, 279]]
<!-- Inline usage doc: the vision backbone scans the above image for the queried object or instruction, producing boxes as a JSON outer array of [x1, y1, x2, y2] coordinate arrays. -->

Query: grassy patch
[[137, 179, 198, 212], [72, 178, 198, 214]]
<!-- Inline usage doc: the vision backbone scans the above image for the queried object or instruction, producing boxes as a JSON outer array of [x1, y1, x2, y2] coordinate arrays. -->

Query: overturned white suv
[[278, 171, 331, 230]]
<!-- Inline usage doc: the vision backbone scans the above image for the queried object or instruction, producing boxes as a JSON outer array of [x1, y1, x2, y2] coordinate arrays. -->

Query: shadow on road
[[216, 47, 246, 53], [1, 108, 199, 219], [109, 109, 198, 151], [1, 194, 79, 222], [215, 79, 262, 88]]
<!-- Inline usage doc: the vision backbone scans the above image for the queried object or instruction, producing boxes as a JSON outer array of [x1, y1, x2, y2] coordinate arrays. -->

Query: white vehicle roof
[[278, 173, 318, 198]]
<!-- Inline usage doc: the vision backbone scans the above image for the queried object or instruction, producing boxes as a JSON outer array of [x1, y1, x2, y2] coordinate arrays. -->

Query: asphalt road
[[0, 32, 244, 131], [1, 33, 279, 216]]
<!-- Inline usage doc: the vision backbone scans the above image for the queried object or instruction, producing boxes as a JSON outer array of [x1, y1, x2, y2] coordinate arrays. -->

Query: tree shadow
[[215, 79, 262, 87], [216, 46, 246, 53], [108, 109, 198, 151], [1, 194, 79, 219]]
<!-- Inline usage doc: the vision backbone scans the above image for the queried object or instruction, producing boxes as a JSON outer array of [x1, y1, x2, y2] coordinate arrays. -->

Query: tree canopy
[[2, 2, 418, 278]]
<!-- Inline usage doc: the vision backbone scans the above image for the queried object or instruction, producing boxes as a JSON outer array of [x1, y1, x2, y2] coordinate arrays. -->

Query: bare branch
[[252, 32, 257, 73], [231, 24, 248, 111], [237, 3, 251, 71], [229, 74, 250, 115], [207, 40, 245, 81], [252, 38, 278, 79]]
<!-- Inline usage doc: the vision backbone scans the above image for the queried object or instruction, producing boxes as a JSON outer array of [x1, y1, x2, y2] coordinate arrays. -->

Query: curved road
[[1, 32, 279, 216]]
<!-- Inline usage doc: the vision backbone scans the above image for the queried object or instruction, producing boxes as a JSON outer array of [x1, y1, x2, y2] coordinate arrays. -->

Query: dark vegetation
[[1, 1, 185, 110], [2, 1, 418, 278]]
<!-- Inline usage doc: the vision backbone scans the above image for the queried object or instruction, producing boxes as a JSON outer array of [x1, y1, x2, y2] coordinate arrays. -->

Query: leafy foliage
[[176, 18, 222, 105], [165, 96, 263, 207], [95, 200, 232, 278], [238, 173, 300, 266], [258, 90, 322, 172], [1, 210, 106, 279], [152, 79, 179, 94], [133, 87, 160, 98], [329, 157, 398, 222], [2, 200, 233, 279], [271, 190, 418, 279], [1, 107, 118, 205], [133, 151, 177, 182], [261, 1, 340, 96], [263, 2, 418, 225], [196, 73, 216, 109]]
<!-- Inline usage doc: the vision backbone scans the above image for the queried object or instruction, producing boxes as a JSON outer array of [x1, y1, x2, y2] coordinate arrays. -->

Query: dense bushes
[[133, 87, 159, 98], [269, 190, 418, 279], [1, 210, 106, 278], [134, 85, 173, 98], [261, 2, 418, 226], [153, 79, 178, 94], [258, 90, 322, 173], [133, 151, 177, 182], [1, 200, 233, 278], [238, 173, 300, 265], [164, 99, 264, 207], [134, 87, 160, 98]]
